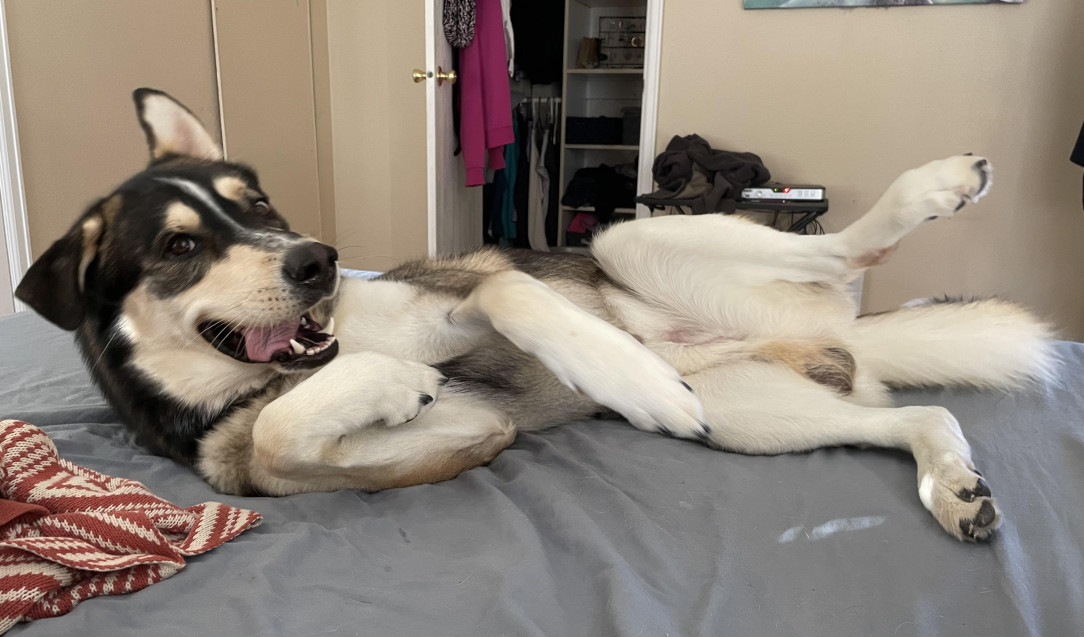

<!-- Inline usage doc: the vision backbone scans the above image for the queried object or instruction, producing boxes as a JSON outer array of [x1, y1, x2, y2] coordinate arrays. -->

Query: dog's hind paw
[[918, 458, 1001, 542], [895, 155, 993, 224]]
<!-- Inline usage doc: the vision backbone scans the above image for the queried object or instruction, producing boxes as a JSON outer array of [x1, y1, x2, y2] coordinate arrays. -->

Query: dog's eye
[[165, 234, 198, 258]]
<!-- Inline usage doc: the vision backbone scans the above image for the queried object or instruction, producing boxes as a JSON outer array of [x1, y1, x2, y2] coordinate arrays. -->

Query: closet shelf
[[557, 0, 649, 248], [564, 144, 639, 150], [562, 206, 637, 215], [573, 0, 646, 10], [566, 68, 643, 75]]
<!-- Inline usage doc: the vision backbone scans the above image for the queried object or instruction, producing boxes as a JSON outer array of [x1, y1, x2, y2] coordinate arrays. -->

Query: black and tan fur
[[17, 89, 1055, 542]]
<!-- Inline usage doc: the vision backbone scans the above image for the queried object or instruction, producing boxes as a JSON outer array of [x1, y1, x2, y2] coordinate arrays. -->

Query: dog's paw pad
[[920, 463, 1002, 542], [956, 477, 991, 502], [959, 499, 999, 542], [903, 155, 993, 222]]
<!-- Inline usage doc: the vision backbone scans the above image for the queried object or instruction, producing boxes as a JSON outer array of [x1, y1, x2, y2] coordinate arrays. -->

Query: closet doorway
[[424, 0, 663, 256], [214, 1, 663, 271]]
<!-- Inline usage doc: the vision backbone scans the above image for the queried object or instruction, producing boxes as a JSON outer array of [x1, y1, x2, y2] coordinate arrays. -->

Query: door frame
[[424, 0, 439, 257], [0, 0, 31, 313], [424, 0, 666, 255], [635, 0, 664, 219]]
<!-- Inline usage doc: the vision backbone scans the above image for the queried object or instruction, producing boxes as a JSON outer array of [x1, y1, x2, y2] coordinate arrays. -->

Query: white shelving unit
[[566, 68, 643, 75], [556, 0, 647, 248], [565, 143, 639, 150]]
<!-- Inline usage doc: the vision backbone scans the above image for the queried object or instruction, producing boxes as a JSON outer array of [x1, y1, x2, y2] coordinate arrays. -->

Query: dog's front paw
[[541, 323, 708, 443], [372, 360, 447, 427], [263, 352, 447, 433]]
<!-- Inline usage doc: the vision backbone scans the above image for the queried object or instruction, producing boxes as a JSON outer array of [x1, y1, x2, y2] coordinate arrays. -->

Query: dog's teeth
[[300, 316, 308, 326], [290, 339, 305, 355], [326, 317, 335, 336], [305, 347, 316, 355]]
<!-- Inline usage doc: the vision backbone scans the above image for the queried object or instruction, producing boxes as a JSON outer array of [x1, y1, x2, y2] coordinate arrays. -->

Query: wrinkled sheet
[[0, 310, 1081, 636]]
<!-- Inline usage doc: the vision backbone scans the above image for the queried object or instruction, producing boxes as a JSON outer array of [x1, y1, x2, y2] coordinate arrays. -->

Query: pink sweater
[[458, 0, 514, 187]]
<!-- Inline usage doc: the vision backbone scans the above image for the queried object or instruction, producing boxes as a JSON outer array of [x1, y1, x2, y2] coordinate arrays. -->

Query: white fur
[[252, 352, 447, 475], [251, 156, 1042, 541], [851, 299, 1056, 389], [918, 474, 935, 511], [451, 270, 706, 436], [139, 91, 222, 161]]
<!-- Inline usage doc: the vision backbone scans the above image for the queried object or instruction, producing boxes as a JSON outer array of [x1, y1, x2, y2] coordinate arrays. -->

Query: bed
[[1, 309, 1081, 636]]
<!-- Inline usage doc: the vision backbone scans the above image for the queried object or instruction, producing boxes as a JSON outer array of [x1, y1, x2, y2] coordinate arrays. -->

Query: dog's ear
[[132, 88, 222, 162], [15, 196, 119, 331]]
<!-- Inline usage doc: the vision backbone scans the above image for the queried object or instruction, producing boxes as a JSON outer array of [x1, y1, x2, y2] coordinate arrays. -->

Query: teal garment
[[502, 118, 519, 239]]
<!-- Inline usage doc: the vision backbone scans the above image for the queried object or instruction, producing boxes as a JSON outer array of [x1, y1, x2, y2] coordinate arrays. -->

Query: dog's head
[[16, 89, 341, 391]]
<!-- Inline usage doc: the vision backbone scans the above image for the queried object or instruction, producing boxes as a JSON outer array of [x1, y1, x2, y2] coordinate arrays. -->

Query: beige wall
[[213, 0, 325, 239], [7, 0, 221, 259], [657, 1, 1084, 340], [323, 0, 428, 271], [310, 0, 337, 247]]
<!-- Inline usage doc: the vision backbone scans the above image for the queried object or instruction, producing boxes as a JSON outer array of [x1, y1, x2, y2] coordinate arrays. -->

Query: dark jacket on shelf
[[648, 134, 771, 214]]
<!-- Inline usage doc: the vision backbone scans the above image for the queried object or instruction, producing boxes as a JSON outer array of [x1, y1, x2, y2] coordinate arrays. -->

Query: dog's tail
[[851, 297, 1057, 390]]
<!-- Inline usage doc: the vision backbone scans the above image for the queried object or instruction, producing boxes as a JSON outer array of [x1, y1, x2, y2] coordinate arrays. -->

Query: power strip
[[740, 184, 825, 202]]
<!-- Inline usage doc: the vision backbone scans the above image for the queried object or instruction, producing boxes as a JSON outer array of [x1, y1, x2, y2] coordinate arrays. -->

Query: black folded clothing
[[566, 117, 624, 146], [647, 134, 771, 214], [561, 164, 636, 221]]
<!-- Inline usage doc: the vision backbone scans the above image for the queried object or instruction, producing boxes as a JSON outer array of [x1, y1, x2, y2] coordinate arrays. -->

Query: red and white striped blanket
[[0, 419, 262, 633]]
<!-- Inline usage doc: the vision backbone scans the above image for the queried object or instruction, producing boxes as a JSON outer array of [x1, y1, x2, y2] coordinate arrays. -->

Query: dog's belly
[[327, 270, 863, 427]]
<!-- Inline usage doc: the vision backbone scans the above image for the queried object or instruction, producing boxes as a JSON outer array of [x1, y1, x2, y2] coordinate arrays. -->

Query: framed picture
[[745, 0, 1022, 9]]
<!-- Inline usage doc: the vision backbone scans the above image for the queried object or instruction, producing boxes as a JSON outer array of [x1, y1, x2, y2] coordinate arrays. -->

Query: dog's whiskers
[[188, 300, 248, 348], [91, 325, 123, 372], [212, 313, 252, 351]]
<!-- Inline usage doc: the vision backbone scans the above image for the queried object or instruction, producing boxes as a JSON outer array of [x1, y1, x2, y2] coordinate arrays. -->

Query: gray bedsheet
[[0, 310, 1081, 636]]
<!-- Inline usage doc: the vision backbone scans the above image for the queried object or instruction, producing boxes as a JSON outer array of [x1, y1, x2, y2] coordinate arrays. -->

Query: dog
[[16, 89, 1054, 542]]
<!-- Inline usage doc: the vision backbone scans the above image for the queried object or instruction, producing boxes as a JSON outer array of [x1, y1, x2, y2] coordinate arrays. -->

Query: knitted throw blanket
[[0, 420, 262, 633]]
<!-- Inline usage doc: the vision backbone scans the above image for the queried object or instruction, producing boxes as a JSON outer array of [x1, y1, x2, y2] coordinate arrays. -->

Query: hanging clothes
[[490, 169, 508, 242], [513, 110, 531, 248], [527, 127, 548, 251], [443, 0, 475, 48], [528, 99, 556, 252], [544, 112, 561, 247], [500, 118, 520, 240], [458, 0, 514, 187], [499, 0, 514, 76]]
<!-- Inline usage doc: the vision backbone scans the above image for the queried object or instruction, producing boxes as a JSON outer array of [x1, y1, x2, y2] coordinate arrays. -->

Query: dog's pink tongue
[[244, 320, 301, 362]]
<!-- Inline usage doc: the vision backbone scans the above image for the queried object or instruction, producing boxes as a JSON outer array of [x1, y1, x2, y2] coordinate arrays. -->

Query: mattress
[[1, 309, 1081, 636]]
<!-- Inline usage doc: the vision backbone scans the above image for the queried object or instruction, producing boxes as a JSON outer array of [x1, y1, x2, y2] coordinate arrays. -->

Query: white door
[[424, 0, 483, 257], [0, 216, 13, 316]]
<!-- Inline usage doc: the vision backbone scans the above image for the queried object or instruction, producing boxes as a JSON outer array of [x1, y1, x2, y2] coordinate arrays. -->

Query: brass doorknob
[[435, 67, 457, 85], [412, 67, 456, 85]]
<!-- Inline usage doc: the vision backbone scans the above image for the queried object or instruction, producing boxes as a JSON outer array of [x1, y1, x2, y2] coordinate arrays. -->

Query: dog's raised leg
[[449, 270, 708, 441], [592, 156, 990, 287], [590, 155, 992, 335], [834, 155, 992, 268], [235, 351, 515, 495], [688, 361, 999, 542]]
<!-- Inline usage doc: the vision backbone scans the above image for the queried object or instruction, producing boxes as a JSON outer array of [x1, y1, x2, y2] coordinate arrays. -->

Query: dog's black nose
[[283, 242, 338, 287]]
